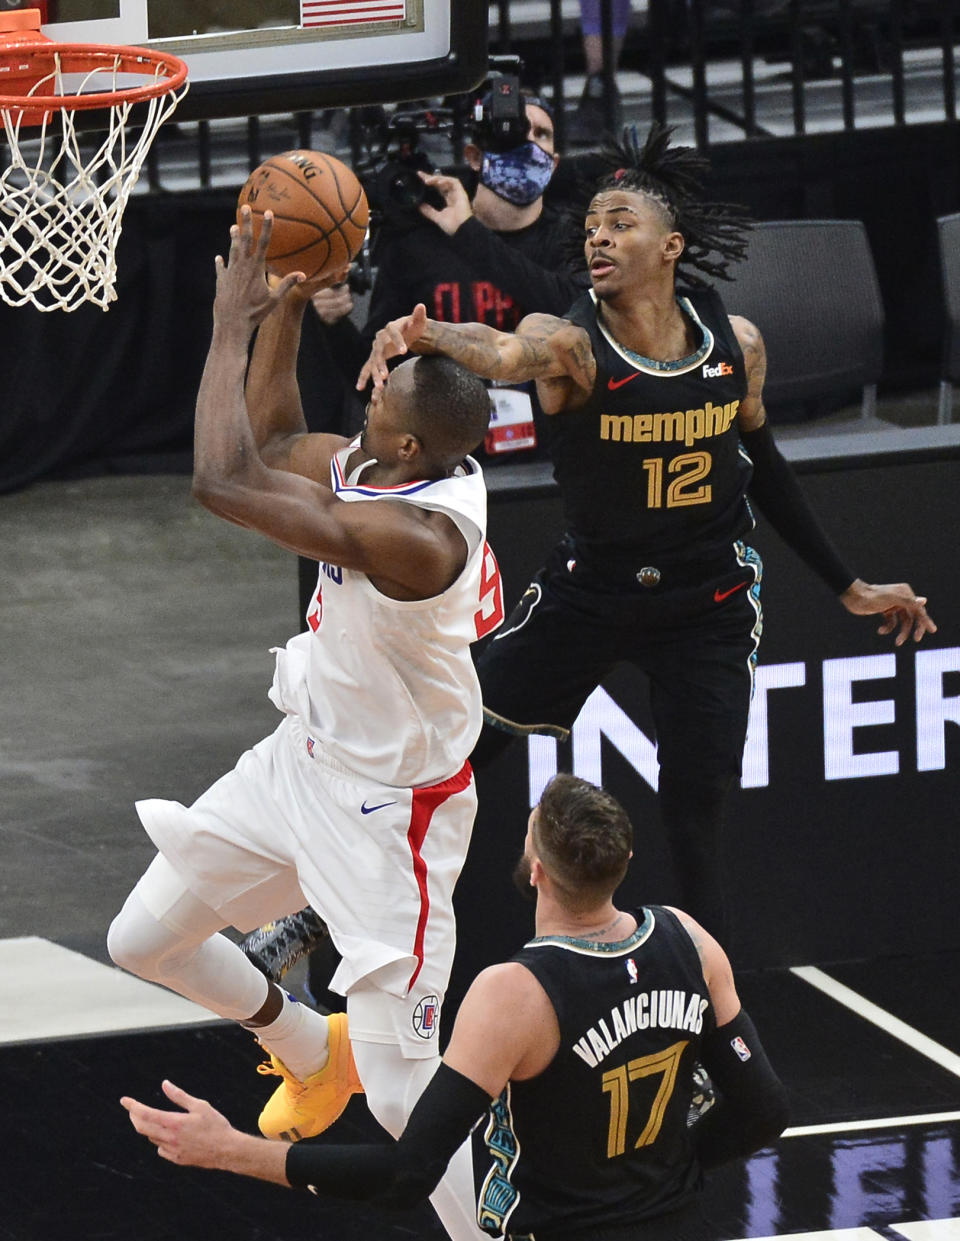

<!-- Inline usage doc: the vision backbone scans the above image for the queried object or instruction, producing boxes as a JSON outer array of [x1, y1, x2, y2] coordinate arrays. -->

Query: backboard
[[6, 0, 489, 118]]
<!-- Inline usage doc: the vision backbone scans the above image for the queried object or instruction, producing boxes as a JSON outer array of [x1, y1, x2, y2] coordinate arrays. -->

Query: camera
[[351, 56, 529, 227], [468, 60, 529, 154], [351, 104, 452, 225]]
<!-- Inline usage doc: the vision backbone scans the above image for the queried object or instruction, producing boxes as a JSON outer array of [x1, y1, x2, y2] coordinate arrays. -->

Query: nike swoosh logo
[[713, 581, 749, 603], [607, 373, 641, 391], [361, 799, 397, 815]]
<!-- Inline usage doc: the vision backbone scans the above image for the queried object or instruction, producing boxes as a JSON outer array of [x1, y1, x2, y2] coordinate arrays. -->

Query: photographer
[[361, 83, 589, 463]]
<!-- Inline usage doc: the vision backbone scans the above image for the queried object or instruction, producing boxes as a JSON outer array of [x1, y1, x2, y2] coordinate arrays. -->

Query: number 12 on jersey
[[642, 453, 712, 508]]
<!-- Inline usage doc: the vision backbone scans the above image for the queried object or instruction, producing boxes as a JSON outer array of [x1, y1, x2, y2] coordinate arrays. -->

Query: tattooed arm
[[357, 303, 595, 409], [729, 315, 767, 432]]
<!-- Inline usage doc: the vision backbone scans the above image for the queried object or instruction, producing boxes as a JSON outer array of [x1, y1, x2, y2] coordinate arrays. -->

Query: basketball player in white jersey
[[108, 210, 502, 1241]]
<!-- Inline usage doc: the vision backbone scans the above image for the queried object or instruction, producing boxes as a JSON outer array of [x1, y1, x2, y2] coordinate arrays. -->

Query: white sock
[[253, 992, 332, 1081]]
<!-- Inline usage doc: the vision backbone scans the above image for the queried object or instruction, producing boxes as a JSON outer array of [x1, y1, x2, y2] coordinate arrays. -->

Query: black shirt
[[474, 906, 712, 1239]]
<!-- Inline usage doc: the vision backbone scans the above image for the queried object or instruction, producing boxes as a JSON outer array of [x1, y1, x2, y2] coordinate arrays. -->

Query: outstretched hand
[[121, 1080, 234, 1169], [214, 207, 305, 334], [840, 579, 937, 645], [356, 302, 430, 390]]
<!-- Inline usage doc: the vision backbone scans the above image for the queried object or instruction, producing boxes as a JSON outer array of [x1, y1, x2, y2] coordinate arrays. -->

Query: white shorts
[[136, 713, 476, 1056]]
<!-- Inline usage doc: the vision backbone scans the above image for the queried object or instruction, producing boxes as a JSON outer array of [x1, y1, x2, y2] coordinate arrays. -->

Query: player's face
[[584, 190, 682, 298], [359, 363, 416, 461]]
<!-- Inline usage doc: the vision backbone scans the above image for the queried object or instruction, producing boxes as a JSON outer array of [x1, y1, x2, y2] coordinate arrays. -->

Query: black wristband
[[692, 1007, 790, 1170], [741, 421, 856, 595]]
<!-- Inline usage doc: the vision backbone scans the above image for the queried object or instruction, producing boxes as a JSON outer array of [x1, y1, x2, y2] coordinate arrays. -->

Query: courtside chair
[[935, 212, 960, 425], [719, 219, 884, 423]]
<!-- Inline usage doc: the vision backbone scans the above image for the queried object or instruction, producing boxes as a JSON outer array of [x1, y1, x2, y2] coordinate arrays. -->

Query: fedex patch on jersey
[[413, 993, 440, 1040], [730, 1034, 752, 1061]]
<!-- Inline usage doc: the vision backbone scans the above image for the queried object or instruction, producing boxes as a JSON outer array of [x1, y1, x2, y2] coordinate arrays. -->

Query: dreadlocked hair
[[560, 122, 752, 286]]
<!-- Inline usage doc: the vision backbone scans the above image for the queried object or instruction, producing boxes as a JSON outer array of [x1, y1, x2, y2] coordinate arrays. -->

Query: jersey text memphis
[[571, 987, 709, 1069], [599, 398, 739, 448]]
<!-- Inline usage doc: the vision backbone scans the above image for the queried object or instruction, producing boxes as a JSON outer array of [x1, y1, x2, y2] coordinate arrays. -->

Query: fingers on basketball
[[236, 150, 369, 284]]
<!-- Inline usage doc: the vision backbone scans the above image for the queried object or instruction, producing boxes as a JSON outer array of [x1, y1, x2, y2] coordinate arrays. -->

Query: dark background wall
[[705, 122, 960, 391], [445, 449, 960, 1012]]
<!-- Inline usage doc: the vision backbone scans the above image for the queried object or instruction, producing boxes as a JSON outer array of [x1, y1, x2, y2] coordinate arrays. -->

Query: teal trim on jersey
[[734, 539, 764, 688], [589, 291, 715, 376], [477, 1083, 522, 1236], [525, 908, 655, 956]]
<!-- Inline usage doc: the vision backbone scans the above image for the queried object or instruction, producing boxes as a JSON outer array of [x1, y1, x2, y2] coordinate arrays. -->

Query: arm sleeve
[[445, 217, 588, 318], [285, 1062, 492, 1209], [692, 1007, 791, 1170], [740, 421, 856, 594]]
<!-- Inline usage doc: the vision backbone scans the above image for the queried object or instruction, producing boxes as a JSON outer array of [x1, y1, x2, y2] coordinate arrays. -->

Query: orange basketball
[[236, 150, 369, 281]]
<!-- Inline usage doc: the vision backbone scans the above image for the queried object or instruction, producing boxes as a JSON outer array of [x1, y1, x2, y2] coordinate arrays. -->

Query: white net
[[0, 51, 188, 312]]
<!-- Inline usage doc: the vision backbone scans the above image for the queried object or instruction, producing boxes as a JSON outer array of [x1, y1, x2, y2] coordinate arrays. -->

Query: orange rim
[[0, 42, 188, 111]]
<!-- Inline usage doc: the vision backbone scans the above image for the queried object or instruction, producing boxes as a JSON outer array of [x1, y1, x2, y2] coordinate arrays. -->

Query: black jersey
[[554, 287, 755, 571], [473, 906, 712, 1239]]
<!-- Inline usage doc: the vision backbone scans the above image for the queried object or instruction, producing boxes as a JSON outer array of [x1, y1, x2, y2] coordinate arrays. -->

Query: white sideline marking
[[783, 1110, 960, 1138], [891, 1222, 960, 1241], [791, 965, 960, 1079], [0, 937, 220, 1044], [728, 1225, 960, 1241], [727, 1229, 884, 1241]]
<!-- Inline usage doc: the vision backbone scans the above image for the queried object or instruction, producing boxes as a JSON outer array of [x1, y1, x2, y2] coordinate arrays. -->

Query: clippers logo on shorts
[[730, 1034, 752, 1061], [412, 994, 440, 1040], [626, 957, 639, 985]]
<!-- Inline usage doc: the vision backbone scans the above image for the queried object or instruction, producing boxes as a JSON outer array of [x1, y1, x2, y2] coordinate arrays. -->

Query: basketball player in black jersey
[[123, 773, 789, 1241], [357, 125, 936, 945]]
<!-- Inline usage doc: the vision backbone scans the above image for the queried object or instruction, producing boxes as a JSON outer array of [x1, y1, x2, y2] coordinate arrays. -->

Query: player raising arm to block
[[109, 208, 501, 1241], [123, 774, 789, 1241], [356, 127, 935, 950]]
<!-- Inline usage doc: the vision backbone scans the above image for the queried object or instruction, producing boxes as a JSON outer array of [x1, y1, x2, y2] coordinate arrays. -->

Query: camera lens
[[376, 162, 425, 210]]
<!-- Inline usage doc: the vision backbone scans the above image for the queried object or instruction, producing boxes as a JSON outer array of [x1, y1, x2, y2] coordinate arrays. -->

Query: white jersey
[[269, 442, 503, 788]]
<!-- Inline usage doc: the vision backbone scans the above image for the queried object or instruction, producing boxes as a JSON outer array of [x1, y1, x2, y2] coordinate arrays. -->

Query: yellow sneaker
[[256, 1011, 364, 1142]]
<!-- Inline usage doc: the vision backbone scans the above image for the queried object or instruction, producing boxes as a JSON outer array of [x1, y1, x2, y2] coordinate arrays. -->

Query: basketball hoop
[[0, 10, 188, 312]]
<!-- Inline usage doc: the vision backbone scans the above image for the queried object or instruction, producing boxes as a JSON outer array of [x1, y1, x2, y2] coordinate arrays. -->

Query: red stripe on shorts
[[406, 759, 473, 990]]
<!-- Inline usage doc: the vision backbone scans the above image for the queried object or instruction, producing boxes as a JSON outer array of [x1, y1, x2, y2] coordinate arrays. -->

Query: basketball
[[236, 150, 369, 281]]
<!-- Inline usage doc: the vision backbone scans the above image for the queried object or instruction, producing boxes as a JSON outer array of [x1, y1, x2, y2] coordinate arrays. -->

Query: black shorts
[[477, 537, 763, 782]]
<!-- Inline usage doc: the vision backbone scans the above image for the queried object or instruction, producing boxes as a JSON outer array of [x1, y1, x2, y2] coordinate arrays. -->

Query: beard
[[511, 850, 537, 903]]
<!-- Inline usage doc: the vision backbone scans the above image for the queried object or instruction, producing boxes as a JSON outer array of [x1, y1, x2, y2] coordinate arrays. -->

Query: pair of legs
[[474, 540, 763, 945], [579, 0, 633, 75], [108, 718, 486, 1241]]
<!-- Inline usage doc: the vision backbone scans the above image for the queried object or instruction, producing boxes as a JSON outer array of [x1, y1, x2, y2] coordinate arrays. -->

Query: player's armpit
[[259, 429, 349, 487]]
